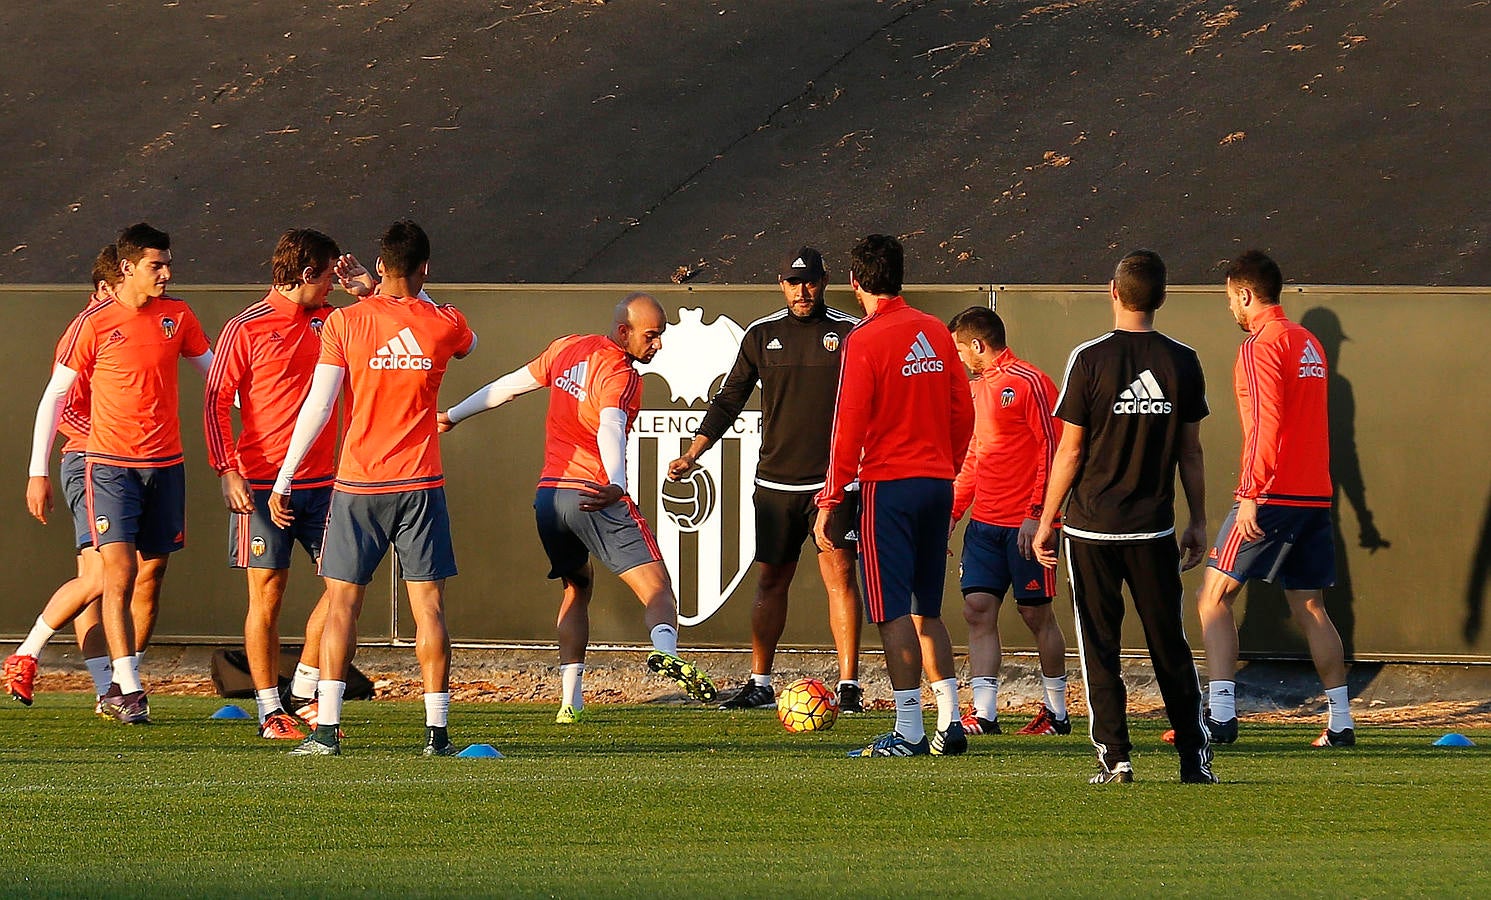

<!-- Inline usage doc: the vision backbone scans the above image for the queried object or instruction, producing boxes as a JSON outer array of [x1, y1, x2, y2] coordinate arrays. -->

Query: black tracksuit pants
[[1065, 535, 1209, 769]]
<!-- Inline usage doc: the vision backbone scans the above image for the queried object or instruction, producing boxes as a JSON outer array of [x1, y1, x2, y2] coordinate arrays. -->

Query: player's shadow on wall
[[1237, 307, 1390, 663]]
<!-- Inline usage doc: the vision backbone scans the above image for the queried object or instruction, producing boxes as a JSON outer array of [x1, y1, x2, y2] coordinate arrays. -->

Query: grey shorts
[[318, 487, 457, 585], [229, 486, 332, 570], [61, 451, 92, 550], [534, 487, 663, 580]]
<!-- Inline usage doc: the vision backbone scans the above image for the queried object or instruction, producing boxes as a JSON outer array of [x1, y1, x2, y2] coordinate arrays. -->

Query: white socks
[[1209, 680, 1237, 721], [650, 623, 678, 656], [971, 675, 998, 721], [318, 680, 347, 727], [930, 678, 959, 731], [893, 688, 925, 742], [84, 657, 113, 696], [16, 615, 56, 658], [750, 673, 771, 688], [255, 687, 281, 723], [561, 663, 585, 710], [1042, 674, 1069, 718], [112, 655, 142, 694], [1325, 685, 1354, 731], [424, 692, 450, 728], [291, 663, 319, 701]]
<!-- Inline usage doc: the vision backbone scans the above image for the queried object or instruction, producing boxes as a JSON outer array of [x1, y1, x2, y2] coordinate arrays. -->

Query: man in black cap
[[669, 247, 865, 712]]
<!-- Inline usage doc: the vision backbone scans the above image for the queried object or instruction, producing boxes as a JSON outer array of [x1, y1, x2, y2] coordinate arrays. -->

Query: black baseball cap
[[778, 246, 826, 282]]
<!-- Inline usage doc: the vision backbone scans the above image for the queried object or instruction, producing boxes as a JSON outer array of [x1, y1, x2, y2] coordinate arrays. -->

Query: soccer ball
[[777, 678, 839, 733]]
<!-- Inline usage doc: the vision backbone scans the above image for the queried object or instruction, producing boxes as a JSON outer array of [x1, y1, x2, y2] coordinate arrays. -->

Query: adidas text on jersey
[[1298, 343, 1325, 379], [554, 360, 589, 402], [901, 331, 945, 376], [369, 327, 433, 370], [1113, 369, 1172, 414]]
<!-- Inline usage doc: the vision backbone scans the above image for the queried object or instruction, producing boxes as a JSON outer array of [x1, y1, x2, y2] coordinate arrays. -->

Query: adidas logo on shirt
[[1298, 342, 1326, 379], [555, 360, 589, 402], [369, 327, 433, 370], [766, 338, 783, 350], [1112, 369, 1173, 414], [901, 331, 945, 376]]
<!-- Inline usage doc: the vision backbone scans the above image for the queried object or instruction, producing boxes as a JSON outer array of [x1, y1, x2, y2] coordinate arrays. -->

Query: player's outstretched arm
[[441, 365, 543, 432]]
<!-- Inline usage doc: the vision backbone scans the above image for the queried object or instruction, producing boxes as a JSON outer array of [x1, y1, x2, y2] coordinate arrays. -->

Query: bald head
[[611, 291, 667, 363]]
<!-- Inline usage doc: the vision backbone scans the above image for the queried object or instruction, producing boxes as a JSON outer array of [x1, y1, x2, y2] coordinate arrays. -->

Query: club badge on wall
[[631, 308, 761, 626]]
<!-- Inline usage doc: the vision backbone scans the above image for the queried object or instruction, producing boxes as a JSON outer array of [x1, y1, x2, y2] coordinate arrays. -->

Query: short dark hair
[[90, 244, 120, 288], [116, 223, 170, 264], [1113, 249, 1166, 312], [1225, 250, 1283, 304], [849, 234, 904, 296], [379, 220, 430, 277], [947, 306, 1006, 350], [272, 229, 340, 286]]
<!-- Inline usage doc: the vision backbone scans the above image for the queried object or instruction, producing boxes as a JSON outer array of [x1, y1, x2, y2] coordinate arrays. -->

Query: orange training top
[[318, 293, 474, 494], [205, 290, 337, 488], [952, 347, 1063, 527], [529, 334, 642, 491], [1234, 304, 1331, 506], [58, 295, 210, 467]]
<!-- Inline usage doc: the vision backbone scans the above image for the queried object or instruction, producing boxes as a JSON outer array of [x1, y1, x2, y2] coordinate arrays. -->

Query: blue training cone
[[1433, 733, 1475, 747], [456, 743, 504, 758], [210, 703, 252, 720]]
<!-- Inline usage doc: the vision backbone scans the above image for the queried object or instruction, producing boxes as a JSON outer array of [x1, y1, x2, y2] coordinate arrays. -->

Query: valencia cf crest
[[160, 316, 178, 339], [1001, 386, 1016, 408], [631, 308, 759, 626], [251, 536, 267, 557], [94, 515, 110, 535], [309, 317, 324, 335], [823, 332, 840, 352]]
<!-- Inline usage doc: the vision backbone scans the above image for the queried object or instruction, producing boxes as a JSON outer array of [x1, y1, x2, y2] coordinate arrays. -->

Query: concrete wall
[[4, 283, 1487, 661]]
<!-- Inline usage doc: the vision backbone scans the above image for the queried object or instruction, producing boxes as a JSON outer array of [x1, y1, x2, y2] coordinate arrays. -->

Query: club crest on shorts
[[251, 536, 267, 557], [160, 316, 178, 340], [823, 332, 840, 352], [94, 515, 110, 535], [1001, 386, 1016, 407], [631, 307, 760, 626]]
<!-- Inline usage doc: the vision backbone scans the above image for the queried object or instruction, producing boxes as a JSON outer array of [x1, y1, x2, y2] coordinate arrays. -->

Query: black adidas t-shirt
[[1054, 329, 1208, 541]]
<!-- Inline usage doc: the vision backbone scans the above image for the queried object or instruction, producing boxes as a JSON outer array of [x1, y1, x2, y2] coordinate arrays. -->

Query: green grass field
[[2, 695, 1488, 898]]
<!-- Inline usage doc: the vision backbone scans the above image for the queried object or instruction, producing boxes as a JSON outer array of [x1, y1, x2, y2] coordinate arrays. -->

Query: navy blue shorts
[[61, 451, 92, 550], [1208, 503, 1335, 591], [959, 520, 1056, 605], [86, 461, 186, 554], [858, 477, 953, 624], [229, 486, 332, 570], [318, 487, 457, 585], [534, 488, 662, 579]]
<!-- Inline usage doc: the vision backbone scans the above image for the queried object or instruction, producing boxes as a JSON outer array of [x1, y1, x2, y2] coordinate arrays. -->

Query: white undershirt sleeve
[[445, 366, 542, 424], [187, 351, 213, 377], [598, 407, 628, 492], [29, 365, 79, 477], [272, 364, 344, 494]]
